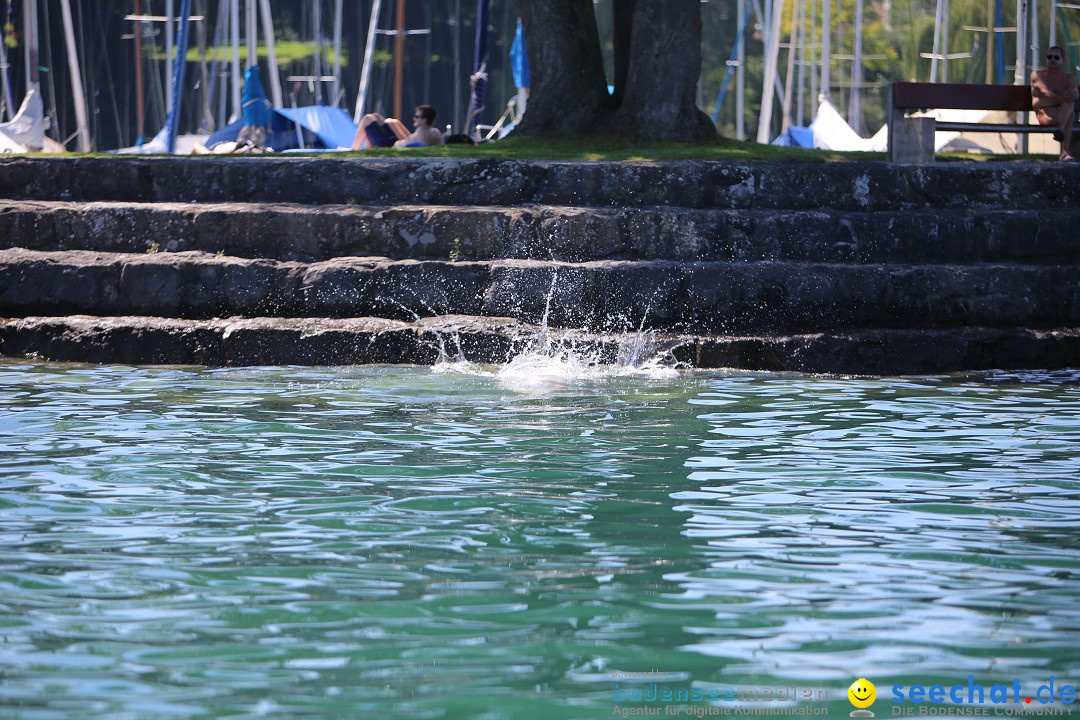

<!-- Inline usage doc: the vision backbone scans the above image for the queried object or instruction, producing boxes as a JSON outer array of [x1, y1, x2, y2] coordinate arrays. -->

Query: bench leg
[[888, 112, 936, 163]]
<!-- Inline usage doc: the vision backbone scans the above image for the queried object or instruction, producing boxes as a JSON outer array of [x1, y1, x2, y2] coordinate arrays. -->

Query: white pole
[[820, 0, 831, 100], [1014, 0, 1028, 152], [809, 0, 818, 115], [258, 0, 282, 107], [24, 0, 39, 87], [942, 0, 950, 81], [332, 0, 344, 105], [246, 0, 257, 68], [1030, 0, 1039, 75], [757, 0, 785, 142], [231, 0, 241, 121], [737, 0, 746, 138], [0, 36, 11, 121], [797, 0, 807, 126], [930, 0, 944, 81], [355, 0, 383, 121], [313, 0, 323, 103], [166, 0, 175, 111], [782, 0, 801, 132], [59, 0, 91, 151], [1050, 0, 1057, 47], [849, 0, 863, 130]]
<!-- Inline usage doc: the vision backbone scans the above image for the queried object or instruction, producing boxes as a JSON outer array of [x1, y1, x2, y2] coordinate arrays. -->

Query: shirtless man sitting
[[1031, 46, 1079, 161], [350, 105, 444, 150]]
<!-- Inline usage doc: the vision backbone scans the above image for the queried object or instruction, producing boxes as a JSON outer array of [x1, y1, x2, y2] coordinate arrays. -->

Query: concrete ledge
[[3, 249, 1079, 333], [2, 156, 1079, 210], [3, 315, 1078, 374], [2, 200, 1078, 264]]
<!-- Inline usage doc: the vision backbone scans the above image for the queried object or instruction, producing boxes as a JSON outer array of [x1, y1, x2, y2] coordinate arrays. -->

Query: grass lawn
[[347, 135, 878, 162], [24, 134, 1061, 163], [339, 134, 1061, 163]]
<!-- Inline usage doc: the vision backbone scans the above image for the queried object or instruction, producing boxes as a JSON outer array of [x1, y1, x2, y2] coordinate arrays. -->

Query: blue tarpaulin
[[771, 126, 814, 148], [275, 106, 358, 149], [241, 66, 271, 129], [206, 105, 357, 151]]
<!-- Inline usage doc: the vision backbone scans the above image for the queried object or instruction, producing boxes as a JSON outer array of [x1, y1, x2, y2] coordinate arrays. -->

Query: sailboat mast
[[453, 0, 461, 132], [782, 0, 801, 133], [930, 0, 943, 80], [820, 0, 830, 102], [0, 29, 12, 121], [313, 0, 323, 103], [246, 0, 256, 68], [230, 0, 240, 120], [166, 0, 193, 153], [757, 0, 784, 142], [24, 0, 39, 87], [258, 0, 282, 107], [849, 0, 863, 131], [59, 0, 91, 151], [166, 0, 174, 111], [332, 0, 344, 105], [134, 0, 145, 141], [355, 0, 382, 121], [736, 0, 746, 139], [394, 0, 406, 120], [1014, 0, 1028, 153]]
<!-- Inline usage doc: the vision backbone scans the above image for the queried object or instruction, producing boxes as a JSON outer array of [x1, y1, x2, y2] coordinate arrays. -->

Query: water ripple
[[0, 362, 1078, 718]]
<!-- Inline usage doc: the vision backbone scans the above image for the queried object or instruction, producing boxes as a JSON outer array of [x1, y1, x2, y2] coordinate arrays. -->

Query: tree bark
[[611, 0, 637, 108], [516, 0, 609, 137], [612, 0, 717, 141]]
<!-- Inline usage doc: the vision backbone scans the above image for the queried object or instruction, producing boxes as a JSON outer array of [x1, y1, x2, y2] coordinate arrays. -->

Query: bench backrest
[[891, 82, 1033, 112]]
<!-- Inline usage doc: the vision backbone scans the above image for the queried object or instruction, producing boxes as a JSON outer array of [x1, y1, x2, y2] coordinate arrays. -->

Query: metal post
[[59, 0, 91, 151], [930, 0, 944, 81], [737, 0, 746, 138], [165, 0, 175, 111], [231, 0, 241, 121], [782, 0, 801, 132], [820, 0, 831, 99], [332, 0, 344, 105], [355, 0, 383, 121], [258, 0, 282, 107], [313, 0, 323, 103], [849, 0, 863, 129], [1014, 0, 1028, 153], [246, 0, 257, 68], [167, 0, 193, 153], [757, 0, 785, 142], [394, 0, 406, 120]]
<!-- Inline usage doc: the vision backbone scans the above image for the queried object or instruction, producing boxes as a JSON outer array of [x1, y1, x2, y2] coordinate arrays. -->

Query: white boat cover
[[0, 83, 49, 151]]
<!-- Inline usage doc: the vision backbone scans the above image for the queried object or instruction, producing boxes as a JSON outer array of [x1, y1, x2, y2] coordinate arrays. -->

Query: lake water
[[1, 359, 1078, 719]]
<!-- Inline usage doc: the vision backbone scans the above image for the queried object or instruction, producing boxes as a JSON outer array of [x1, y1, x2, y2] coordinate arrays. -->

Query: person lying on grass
[[350, 105, 444, 150]]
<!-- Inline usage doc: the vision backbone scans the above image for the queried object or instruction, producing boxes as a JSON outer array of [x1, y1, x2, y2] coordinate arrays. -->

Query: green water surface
[[1, 361, 1078, 720]]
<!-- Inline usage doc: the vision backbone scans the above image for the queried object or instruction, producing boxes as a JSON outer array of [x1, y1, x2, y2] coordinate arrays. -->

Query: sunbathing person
[[351, 105, 443, 150], [1031, 46, 1079, 161]]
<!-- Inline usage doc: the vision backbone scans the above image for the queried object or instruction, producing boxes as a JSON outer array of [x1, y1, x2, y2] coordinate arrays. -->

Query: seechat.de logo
[[849, 678, 877, 717]]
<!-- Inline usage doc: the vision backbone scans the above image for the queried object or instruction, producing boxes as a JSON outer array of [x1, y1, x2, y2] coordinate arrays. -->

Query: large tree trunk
[[611, 0, 637, 108], [516, 0, 609, 137], [612, 0, 717, 141]]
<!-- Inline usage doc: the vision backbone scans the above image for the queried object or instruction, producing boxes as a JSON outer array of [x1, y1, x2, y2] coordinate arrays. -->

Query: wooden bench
[[887, 81, 1079, 162]]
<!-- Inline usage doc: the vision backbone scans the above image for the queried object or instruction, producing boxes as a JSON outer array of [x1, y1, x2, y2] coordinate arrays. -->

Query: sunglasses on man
[[1046, 54, 1062, 61]]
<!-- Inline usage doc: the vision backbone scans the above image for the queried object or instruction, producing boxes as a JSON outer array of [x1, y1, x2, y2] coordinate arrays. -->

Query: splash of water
[[490, 272, 685, 390]]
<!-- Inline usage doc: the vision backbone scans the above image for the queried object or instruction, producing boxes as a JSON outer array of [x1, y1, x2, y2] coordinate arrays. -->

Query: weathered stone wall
[[0, 156, 1077, 373]]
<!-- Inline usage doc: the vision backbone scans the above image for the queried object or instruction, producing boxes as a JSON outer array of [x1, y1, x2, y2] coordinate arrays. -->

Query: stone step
[[2, 314, 1078, 375], [2, 199, 1078, 264], [3, 249, 1078, 334], [2, 156, 1079, 211]]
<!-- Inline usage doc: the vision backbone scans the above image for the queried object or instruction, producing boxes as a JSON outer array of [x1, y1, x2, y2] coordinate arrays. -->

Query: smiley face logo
[[848, 678, 876, 716]]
